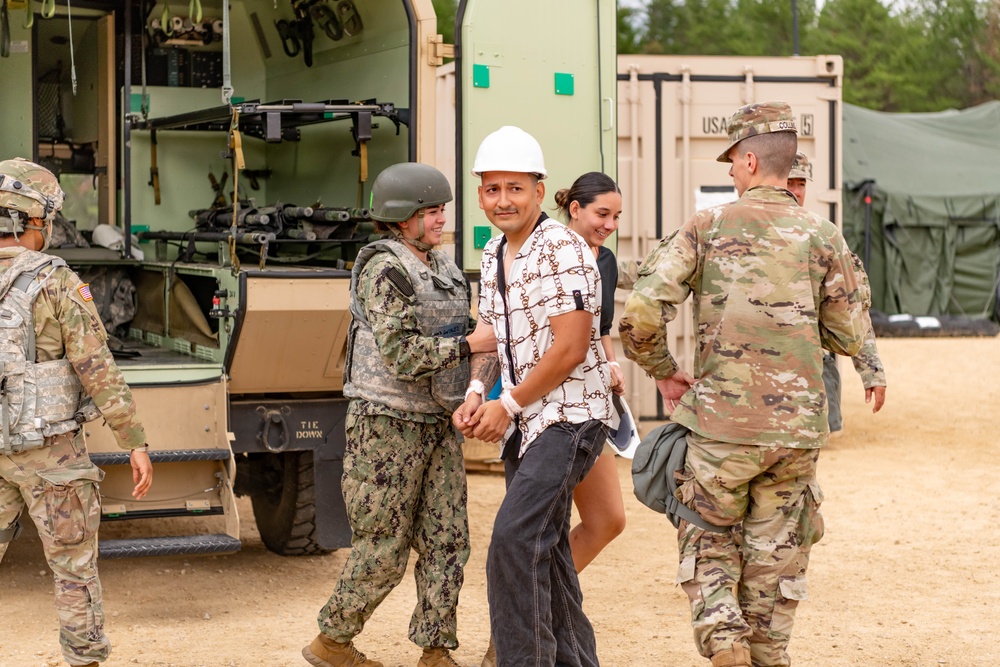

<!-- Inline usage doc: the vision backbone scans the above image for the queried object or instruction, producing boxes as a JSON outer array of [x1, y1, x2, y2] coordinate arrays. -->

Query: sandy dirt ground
[[4, 336, 999, 667]]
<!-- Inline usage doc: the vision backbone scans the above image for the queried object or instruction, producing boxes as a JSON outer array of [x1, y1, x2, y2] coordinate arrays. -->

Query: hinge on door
[[428, 35, 454, 66]]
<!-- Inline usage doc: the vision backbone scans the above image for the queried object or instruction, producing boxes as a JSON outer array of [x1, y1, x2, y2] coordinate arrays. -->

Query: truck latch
[[209, 289, 236, 319]]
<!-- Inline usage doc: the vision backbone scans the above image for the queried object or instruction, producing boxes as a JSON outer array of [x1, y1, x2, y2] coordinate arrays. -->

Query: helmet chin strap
[[393, 210, 434, 253], [23, 219, 52, 251]]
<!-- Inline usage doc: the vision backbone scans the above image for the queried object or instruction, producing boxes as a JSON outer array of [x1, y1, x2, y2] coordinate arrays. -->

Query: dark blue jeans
[[487, 420, 607, 667]]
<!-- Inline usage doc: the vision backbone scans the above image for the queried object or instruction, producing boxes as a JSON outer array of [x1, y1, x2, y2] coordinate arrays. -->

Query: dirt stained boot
[[302, 633, 384, 667], [480, 636, 496, 667], [710, 644, 752, 667], [418, 647, 461, 667]]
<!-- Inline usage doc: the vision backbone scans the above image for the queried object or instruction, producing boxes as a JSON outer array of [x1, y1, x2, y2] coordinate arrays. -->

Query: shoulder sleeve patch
[[78, 284, 93, 302], [382, 266, 415, 297]]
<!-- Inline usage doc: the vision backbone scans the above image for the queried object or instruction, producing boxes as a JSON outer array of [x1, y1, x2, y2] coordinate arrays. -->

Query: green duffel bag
[[630, 421, 726, 533]]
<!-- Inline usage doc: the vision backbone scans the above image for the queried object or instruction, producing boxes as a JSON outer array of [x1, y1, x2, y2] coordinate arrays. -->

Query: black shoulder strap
[[495, 236, 517, 388], [494, 213, 548, 387], [495, 236, 521, 461], [494, 214, 546, 461]]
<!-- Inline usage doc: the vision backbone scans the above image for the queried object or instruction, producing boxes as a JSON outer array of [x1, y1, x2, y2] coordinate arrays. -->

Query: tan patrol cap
[[717, 101, 797, 163], [789, 152, 812, 181]]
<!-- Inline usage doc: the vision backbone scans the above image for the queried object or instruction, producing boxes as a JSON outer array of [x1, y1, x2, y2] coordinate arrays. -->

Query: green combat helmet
[[0, 158, 65, 242], [717, 101, 797, 162], [369, 162, 452, 251], [789, 151, 812, 181]]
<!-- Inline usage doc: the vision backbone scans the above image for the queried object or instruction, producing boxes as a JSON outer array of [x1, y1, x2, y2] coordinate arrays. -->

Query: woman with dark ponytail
[[555, 171, 628, 572]]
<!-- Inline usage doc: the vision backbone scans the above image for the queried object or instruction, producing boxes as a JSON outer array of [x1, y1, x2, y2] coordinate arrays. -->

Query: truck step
[[99, 534, 241, 559], [101, 507, 225, 522], [89, 448, 231, 466]]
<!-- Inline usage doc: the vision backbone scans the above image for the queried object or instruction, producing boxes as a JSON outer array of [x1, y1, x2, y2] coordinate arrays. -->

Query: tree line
[[434, 0, 1000, 112]]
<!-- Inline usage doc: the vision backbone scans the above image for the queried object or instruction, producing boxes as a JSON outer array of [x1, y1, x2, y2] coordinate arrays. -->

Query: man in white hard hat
[[788, 152, 887, 427], [453, 126, 612, 667]]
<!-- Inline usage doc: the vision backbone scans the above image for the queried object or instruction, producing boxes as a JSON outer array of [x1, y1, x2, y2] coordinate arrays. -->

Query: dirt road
[[4, 336, 998, 667]]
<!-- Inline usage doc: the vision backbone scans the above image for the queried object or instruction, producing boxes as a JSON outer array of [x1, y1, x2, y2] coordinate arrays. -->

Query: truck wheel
[[249, 451, 332, 556]]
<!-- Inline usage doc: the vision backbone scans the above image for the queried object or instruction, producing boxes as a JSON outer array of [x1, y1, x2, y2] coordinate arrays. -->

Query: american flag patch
[[78, 284, 93, 301]]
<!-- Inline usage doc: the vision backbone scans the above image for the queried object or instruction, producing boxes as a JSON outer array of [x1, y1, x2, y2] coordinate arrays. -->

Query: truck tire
[[249, 451, 332, 556]]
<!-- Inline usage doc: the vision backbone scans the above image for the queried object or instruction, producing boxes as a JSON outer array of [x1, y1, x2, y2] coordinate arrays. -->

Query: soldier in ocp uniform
[[788, 151, 887, 430], [0, 158, 152, 667], [620, 103, 869, 667], [303, 163, 490, 667]]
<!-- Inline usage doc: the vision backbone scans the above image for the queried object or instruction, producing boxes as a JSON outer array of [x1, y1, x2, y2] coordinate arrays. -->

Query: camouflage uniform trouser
[[318, 411, 470, 649], [674, 433, 824, 667], [0, 431, 110, 666]]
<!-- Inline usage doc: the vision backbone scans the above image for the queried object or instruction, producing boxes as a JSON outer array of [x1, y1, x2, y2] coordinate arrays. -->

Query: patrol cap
[[789, 151, 812, 181], [717, 101, 797, 163]]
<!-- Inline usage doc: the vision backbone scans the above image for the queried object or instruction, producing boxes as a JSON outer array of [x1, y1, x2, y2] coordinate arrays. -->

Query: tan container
[[613, 54, 844, 422]]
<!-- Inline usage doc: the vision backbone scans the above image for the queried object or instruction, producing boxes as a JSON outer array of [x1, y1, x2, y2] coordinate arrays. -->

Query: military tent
[[842, 102, 1000, 322]]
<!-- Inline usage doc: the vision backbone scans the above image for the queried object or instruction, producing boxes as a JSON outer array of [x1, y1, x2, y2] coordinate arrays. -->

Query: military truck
[[0, 0, 618, 558]]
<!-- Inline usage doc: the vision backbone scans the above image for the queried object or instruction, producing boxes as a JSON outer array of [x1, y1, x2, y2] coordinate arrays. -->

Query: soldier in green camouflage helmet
[[303, 163, 492, 667], [786, 152, 887, 432], [0, 158, 152, 667], [620, 102, 869, 667]]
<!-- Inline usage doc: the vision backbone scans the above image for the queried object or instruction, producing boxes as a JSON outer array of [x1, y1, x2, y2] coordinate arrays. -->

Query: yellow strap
[[40, 0, 55, 19], [358, 141, 368, 183], [356, 140, 368, 207], [229, 235, 240, 272], [229, 108, 245, 171], [230, 128, 245, 170], [189, 0, 202, 24], [22, 1, 32, 28], [161, 2, 172, 36], [228, 107, 242, 272]]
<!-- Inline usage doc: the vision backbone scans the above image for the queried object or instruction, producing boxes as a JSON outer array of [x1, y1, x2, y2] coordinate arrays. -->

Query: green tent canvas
[[842, 102, 1000, 321]]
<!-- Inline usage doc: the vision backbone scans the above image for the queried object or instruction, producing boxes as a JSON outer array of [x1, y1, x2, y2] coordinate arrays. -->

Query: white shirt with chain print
[[478, 216, 612, 456]]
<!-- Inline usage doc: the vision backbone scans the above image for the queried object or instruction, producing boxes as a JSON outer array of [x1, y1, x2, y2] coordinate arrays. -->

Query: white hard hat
[[472, 126, 547, 179], [92, 224, 145, 260], [607, 395, 641, 459]]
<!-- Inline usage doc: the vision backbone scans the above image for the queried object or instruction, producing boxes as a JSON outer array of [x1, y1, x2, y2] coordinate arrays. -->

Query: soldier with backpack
[[0, 158, 152, 667]]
